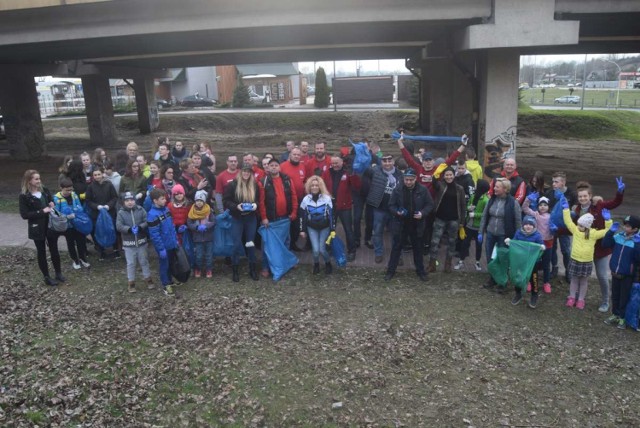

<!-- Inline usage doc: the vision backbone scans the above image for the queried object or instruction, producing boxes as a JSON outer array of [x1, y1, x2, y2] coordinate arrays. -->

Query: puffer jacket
[[53, 191, 84, 230], [186, 212, 216, 243], [147, 205, 178, 252], [116, 204, 149, 247], [19, 187, 55, 241], [388, 181, 434, 236], [602, 231, 640, 277]]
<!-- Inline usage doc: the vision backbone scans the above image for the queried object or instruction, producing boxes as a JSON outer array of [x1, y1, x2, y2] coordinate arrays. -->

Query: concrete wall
[[171, 67, 218, 101]]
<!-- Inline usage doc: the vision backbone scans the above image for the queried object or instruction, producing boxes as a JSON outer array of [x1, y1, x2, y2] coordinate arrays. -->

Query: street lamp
[[603, 59, 621, 109]]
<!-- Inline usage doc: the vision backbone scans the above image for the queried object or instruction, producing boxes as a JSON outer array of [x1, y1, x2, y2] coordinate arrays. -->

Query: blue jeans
[[484, 231, 506, 262], [372, 207, 392, 257], [232, 215, 257, 265], [334, 208, 355, 253], [157, 248, 176, 286], [552, 234, 571, 273], [308, 227, 331, 263], [194, 241, 214, 271]]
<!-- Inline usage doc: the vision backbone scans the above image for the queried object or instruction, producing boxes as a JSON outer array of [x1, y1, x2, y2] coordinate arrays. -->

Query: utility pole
[[580, 54, 587, 110]]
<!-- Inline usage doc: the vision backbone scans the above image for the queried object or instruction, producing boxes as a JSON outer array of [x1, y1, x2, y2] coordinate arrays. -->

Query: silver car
[[554, 95, 580, 104]]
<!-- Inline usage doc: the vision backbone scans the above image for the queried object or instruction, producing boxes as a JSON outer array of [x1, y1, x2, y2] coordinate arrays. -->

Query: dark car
[[156, 98, 171, 109], [180, 95, 217, 107]]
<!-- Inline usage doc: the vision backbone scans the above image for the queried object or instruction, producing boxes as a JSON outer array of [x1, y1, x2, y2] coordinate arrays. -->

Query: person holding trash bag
[[147, 188, 180, 296], [223, 163, 260, 281], [384, 168, 434, 282], [54, 178, 90, 270], [299, 176, 335, 275], [505, 216, 546, 308], [116, 191, 153, 293], [85, 167, 119, 260]]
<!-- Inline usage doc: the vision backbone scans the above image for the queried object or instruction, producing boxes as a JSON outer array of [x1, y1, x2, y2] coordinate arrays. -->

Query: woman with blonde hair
[[299, 175, 335, 274], [223, 163, 260, 281], [19, 169, 65, 286]]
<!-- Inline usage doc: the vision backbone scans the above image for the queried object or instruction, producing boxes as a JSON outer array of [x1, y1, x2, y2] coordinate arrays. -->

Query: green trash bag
[[487, 246, 510, 287], [508, 240, 543, 291]]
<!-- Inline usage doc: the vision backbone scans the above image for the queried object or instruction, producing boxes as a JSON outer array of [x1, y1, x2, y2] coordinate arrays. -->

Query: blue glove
[[527, 192, 539, 203], [609, 222, 620, 233], [633, 234, 640, 244], [477, 233, 483, 244], [158, 249, 167, 259], [178, 225, 187, 233], [616, 176, 625, 193], [602, 208, 611, 221], [197, 224, 207, 232], [560, 197, 569, 210], [549, 222, 558, 233], [554, 189, 564, 199], [131, 225, 139, 235]]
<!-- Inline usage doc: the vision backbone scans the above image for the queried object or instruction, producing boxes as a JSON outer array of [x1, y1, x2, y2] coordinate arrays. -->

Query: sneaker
[[453, 260, 465, 271], [543, 283, 552, 294], [114, 251, 121, 260], [526, 282, 531, 292], [194, 268, 201, 278], [365, 240, 374, 249], [128, 282, 136, 293], [375, 255, 383, 264], [474, 261, 482, 271], [206, 270, 213, 278], [511, 291, 523, 305], [617, 318, 626, 330], [576, 299, 585, 310], [565, 297, 576, 307], [598, 303, 610, 313], [145, 278, 155, 290], [528, 293, 538, 309], [163, 285, 175, 296], [604, 315, 620, 325], [384, 272, 394, 281], [80, 259, 91, 268], [72, 261, 81, 270]]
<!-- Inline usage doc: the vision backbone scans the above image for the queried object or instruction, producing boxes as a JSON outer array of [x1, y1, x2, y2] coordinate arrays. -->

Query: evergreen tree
[[314, 67, 330, 108], [232, 74, 250, 108]]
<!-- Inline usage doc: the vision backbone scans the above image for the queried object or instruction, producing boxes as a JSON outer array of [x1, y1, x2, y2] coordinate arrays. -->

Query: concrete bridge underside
[[0, 0, 639, 160]]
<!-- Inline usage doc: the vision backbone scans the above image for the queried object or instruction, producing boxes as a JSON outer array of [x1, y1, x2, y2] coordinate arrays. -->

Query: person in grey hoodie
[[116, 192, 153, 293]]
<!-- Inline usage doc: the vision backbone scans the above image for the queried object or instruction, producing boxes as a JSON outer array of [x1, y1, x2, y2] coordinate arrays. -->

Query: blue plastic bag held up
[[390, 130, 464, 143], [95, 209, 116, 248], [550, 195, 567, 229], [625, 283, 640, 330], [328, 235, 347, 267], [181, 230, 196, 268], [351, 141, 372, 174], [212, 210, 236, 257], [258, 218, 298, 281], [72, 209, 93, 236]]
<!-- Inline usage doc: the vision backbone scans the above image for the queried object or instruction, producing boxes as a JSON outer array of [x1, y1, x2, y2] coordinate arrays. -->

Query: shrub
[[232, 74, 250, 108], [314, 67, 330, 108]]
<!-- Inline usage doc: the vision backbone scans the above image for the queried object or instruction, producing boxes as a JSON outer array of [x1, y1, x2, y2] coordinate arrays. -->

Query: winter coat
[[85, 180, 118, 220], [454, 172, 475, 201], [116, 204, 149, 247], [364, 166, 402, 209], [119, 175, 147, 198], [562, 209, 611, 263], [602, 231, 640, 277], [53, 191, 84, 230], [186, 212, 216, 243], [147, 205, 178, 252], [400, 146, 460, 197], [479, 194, 522, 239], [388, 182, 434, 236], [299, 193, 334, 232], [322, 168, 360, 210], [466, 193, 489, 230], [19, 188, 56, 241], [465, 159, 483, 185], [433, 180, 467, 223], [168, 202, 190, 228], [489, 170, 526, 205], [223, 180, 260, 220], [572, 191, 624, 259]]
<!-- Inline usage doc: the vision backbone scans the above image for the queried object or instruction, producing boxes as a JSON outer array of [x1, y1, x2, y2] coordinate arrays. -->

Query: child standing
[[54, 178, 90, 270], [506, 215, 546, 308], [116, 191, 153, 293], [454, 178, 490, 271], [147, 188, 180, 296], [168, 183, 190, 243], [562, 199, 613, 310], [187, 190, 216, 278], [602, 215, 640, 328], [522, 194, 554, 294]]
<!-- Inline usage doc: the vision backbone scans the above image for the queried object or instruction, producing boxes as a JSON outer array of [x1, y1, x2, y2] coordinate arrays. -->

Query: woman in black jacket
[[85, 168, 119, 260], [19, 169, 65, 286]]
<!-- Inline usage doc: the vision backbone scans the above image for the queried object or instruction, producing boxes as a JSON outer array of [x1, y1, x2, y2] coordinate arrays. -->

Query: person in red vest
[[322, 155, 360, 261], [488, 157, 526, 205], [281, 147, 307, 250], [305, 141, 332, 178]]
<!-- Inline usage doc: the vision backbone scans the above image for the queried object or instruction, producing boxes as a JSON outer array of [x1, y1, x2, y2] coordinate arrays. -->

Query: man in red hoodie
[[305, 141, 332, 178], [280, 147, 307, 250]]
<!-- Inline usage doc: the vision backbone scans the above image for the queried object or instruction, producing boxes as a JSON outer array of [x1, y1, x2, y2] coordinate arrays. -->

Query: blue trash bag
[[95, 209, 116, 248], [351, 141, 372, 174], [212, 210, 236, 257], [550, 198, 567, 229], [330, 235, 347, 268], [72, 209, 93, 236], [181, 230, 196, 268], [625, 283, 640, 330], [258, 218, 298, 281]]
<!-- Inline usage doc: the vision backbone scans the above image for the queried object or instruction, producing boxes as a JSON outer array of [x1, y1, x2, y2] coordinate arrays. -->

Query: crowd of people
[[18, 134, 640, 327]]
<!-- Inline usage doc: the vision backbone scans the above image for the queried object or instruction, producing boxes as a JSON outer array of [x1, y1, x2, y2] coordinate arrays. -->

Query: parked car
[[180, 95, 218, 107], [306, 85, 315, 95], [249, 91, 266, 103], [554, 95, 581, 104], [156, 98, 171, 109]]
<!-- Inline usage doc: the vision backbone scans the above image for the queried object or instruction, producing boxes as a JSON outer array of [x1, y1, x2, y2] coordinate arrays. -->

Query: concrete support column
[[134, 78, 159, 134], [422, 59, 453, 135], [479, 48, 519, 177], [0, 71, 45, 160], [82, 75, 116, 147]]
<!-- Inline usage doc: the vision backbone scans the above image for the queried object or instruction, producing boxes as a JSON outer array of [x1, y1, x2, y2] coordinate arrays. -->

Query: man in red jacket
[[243, 152, 265, 182], [322, 155, 360, 261], [305, 141, 332, 178], [488, 157, 526, 205], [280, 147, 307, 250]]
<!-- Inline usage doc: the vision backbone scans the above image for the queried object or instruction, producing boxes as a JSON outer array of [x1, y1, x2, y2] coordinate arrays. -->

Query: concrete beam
[[66, 61, 171, 79], [0, 63, 68, 76], [133, 78, 159, 135], [81, 75, 116, 148]]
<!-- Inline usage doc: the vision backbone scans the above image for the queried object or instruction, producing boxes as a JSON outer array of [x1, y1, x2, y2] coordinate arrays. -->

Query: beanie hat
[[123, 191, 135, 200], [538, 196, 550, 205], [523, 215, 537, 227], [171, 183, 185, 196], [577, 213, 595, 229], [624, 215, 640, 230], [195, 190, 207, 202]]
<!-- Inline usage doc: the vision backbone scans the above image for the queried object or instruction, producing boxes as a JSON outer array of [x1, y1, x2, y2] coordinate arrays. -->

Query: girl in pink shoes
[[561, 198, 613, 309], [522, 194, 554, 294]]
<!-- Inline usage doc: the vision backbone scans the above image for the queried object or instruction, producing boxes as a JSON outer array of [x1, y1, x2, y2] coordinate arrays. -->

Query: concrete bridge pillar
[[134, 78, 159, 134], [82, 75, 116, 147], [0, 71, 46, 160]]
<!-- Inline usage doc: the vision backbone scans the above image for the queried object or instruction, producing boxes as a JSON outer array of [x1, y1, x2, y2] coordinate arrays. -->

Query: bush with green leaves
[[314, 67, 331, 108], [232, 74, 251, 108]]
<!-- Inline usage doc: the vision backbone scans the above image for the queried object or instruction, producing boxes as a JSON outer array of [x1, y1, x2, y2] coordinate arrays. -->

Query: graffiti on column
[[484, 126, 516, 179]]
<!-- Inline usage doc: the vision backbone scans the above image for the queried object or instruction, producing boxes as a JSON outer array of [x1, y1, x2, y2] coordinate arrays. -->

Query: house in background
[[216, 63, 303, 104], [156, 66, 219, 103]]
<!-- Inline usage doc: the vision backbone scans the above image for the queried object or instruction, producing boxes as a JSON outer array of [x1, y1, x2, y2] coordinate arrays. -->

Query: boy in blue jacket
[[147, 188, 179, 296], [506, 215, 545, 308], [602, 215, 640, 329]]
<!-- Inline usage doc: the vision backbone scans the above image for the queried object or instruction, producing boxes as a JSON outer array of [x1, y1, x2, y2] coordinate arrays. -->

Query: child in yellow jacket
[[562, 201, 613, 310]]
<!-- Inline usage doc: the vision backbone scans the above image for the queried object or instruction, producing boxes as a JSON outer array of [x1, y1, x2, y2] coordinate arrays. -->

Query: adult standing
[[299, 176, 334, 275], [478, 177, 522, 290], [119, 159, 146, 203], [85, 168, 119, 260], [19, 170, 65, 286], [545, 171, 577, 282], [279, 140, 296, 163], [299, 141, 311, 162], [171, 141, 191, 163], [126, 142, 139, 161], [322, 155, 359, 261], [214, 155, 240, 213], [488, 157, 526, 205], [177, 158, 207, 202], [363, 153, 402, 264], [157, 142, 179, 174], [243, 152, 266, 182], [384, 168, 434, 282], [191, 153, 216, 198], [305, 141, 332, 178], [280, 147, 307, 251]]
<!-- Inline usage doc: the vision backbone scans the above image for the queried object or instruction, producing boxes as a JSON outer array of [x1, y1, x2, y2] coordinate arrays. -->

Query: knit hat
[[538, 196, 550, 206], [577, 213, 595, 229], [195, 190, 207, 202], [123, 191, 135, 200], [523, 215, 537, 227], [171, 183, 185, 196], [624, 215, 640, 230]]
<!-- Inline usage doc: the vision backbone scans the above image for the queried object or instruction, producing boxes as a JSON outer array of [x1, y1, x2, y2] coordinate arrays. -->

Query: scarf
[[188, 202, 211, 221], [383, 167, 397, 188]]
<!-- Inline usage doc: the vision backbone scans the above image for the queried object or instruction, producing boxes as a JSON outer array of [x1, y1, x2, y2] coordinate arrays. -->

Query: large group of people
[[19, 134, 640, 328]]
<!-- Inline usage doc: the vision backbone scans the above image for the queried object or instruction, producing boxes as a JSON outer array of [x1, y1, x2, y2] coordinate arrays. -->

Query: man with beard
[[280, 148, 307, 251], [243, 152, 265, 182], [305, 141, 332, 178]]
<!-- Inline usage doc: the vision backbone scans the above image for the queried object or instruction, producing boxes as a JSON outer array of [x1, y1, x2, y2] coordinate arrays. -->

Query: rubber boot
[[428, 258, 437, 273], [232, 265, 240, 282], [249, 263, 259, 281], [444, 256, 453, 273], [325, 261, 333, 275]]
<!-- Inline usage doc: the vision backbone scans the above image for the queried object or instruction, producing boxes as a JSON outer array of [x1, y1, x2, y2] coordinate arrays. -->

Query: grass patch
[[0, 197, 18, 213], [521, 87, 640, 109]]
